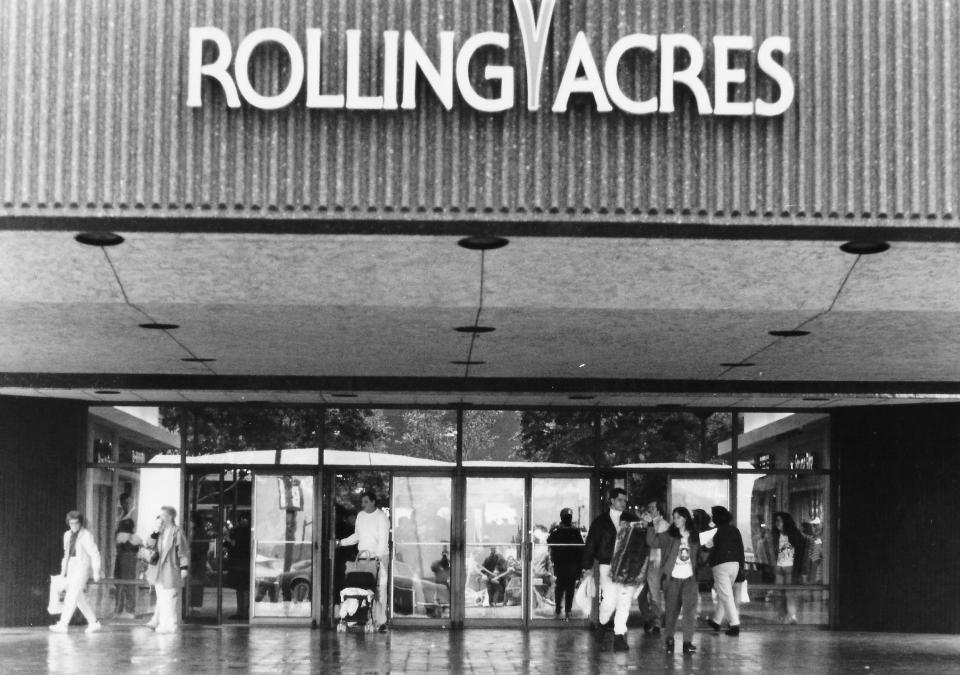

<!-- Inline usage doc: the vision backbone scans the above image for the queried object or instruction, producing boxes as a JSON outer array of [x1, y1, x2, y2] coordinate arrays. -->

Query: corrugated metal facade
[[0, 0, 957, 225]]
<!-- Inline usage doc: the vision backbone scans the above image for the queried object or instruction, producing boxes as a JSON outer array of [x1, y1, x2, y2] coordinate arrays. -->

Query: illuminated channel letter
[[512, 0, 557, 111], [603, 33, 658, 115], [755, 36, 794, 116], [456, 32, 514, 113], [552, 32, 613, 113], [659, 34, 712, 114], [401, 31, 456, 110], [187, 27, 240, 108], [234, 28, 305, 110]]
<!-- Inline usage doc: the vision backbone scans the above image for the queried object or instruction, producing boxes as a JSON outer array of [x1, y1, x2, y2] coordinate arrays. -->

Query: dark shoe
[[613, 634, 629, 652], [563, 612, 571, 622], [725, 625, 740, 636], [707, 619, 721, 632], [597, 618, 614, 632], [665, 637, 675, 654], [682, 641, 697, 654], [377, 624, 388, 633], [651, 626, 661, 635], [643, 620, 653, 634]]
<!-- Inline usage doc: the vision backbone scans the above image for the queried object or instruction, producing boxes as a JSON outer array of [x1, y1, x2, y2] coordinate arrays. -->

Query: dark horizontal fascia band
[[3, 214, 960, 242], [3, 373, 960, 396]]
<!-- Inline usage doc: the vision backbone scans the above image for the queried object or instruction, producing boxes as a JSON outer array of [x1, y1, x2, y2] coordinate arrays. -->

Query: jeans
[[554, 569, 578, 615], [598, 564, 638, 636], [663, 576, 698, 643], [711, 562, 740, 626], [775, 566, 798, 619], [637, 562, 663, 627]]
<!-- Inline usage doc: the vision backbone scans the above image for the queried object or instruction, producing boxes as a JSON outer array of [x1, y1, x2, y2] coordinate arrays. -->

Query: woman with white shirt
[[646, 506, 700, 654], [335, 490, 390, 632], [50, 511, 102, 633]]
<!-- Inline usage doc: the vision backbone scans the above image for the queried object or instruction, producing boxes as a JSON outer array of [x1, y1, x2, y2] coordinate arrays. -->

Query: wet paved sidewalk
[[1, 625, 959, 674]]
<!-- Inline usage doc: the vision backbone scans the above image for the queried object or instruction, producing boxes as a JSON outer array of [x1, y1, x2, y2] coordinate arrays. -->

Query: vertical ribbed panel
[[0, 0, 957, 224]]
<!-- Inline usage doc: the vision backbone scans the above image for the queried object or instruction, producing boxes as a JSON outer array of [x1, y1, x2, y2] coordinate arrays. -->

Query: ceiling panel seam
[[463, 249, 487, 378], [100, 247, 218, 375], [718, 254, 864, 377]]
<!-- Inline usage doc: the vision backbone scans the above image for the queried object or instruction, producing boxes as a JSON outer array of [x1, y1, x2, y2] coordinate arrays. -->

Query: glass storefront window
[[326, 409, 456, 466], [463, 410, 595, 465], [391, 476, 452, 619], [603, 411, 733, 465], [735, 413, 831, 470]]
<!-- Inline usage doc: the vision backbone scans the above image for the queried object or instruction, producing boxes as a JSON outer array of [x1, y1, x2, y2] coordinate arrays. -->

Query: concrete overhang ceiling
[[1, 231, 960, 409]]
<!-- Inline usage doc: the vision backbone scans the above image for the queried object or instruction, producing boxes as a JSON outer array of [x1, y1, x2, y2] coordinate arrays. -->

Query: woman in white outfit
[[50, 511, 102, 633], [335, 490, 391, 632], [145, 505, 190, 633]]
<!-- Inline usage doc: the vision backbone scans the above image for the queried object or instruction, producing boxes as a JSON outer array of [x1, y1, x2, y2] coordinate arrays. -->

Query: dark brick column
[[833, 404, 960, 633], [0, 397, 85, 626]]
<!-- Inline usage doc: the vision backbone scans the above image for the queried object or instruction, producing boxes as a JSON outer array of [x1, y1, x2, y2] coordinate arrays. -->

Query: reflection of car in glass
[[255, 556, 314, 603], [392, 561, 450, 618], [279, 559, 313, 602], [254, 555, 282, 602]]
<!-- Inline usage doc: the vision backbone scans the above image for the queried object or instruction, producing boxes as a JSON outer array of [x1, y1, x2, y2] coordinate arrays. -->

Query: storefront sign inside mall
[[187, 0, 794, 116]]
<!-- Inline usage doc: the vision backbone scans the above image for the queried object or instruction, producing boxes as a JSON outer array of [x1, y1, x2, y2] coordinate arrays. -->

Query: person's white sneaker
[[154, 625, 177, 634], [144, 620, 158, 629], [84, 621, 102, 633], [116, 612, 136, 620], [49, 624, 68, 633]]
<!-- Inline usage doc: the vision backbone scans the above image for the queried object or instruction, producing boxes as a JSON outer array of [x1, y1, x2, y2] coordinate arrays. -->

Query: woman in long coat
[[145, 505, 190, 633]]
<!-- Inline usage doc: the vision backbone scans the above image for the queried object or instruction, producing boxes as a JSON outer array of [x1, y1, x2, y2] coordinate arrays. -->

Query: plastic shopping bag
[[47, 575, 67, 615], [573, 574, 595, 616], [738, 580, 750, 604]]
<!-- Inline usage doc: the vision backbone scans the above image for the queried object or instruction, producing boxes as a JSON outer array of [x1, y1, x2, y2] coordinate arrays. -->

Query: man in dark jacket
[[581, 487, 640, 651], [547, 508, 584, 620]]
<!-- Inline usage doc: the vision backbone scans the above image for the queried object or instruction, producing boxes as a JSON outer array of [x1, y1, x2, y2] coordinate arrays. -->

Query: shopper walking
[[145, 505, 190, 633], [113, 517, 141, 619], [547, 508, 585, 620], [335, 490, 391, 632], [50, 511, 102, 633], [637, 500, 669, 634], [581, 487, 640, 652], [647, 506, 700, 654], [705, 505, 745, 636]]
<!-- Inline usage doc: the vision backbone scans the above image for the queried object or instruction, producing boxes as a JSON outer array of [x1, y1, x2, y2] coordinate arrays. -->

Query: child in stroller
[[337, 552, 380, 633]]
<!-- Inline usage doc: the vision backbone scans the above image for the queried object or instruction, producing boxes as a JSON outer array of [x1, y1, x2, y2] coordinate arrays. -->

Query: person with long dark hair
[[772, 511, 808, 624], [646, 506, 700, 654], [706, 505, 745, 636]]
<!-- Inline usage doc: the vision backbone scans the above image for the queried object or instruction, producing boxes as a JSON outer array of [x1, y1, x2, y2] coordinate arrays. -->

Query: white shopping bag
[[573, 574, 595, 615], [47, 575, 67, 615], [738, 580, 750, 604]]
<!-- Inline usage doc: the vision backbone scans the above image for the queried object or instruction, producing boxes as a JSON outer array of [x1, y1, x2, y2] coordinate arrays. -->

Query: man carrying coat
[[581, 487, 640, 652]]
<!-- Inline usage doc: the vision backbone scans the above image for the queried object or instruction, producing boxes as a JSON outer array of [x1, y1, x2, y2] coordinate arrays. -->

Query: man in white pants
[[581, 488, 640, 652], [50, 511, 102, 633], [336, 490, 390, 632]]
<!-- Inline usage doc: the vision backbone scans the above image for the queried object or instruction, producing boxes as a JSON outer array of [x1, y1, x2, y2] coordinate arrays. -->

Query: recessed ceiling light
[[181, 357, 216, 363], [568, 395, 595, 400], [840, 241, 890, 255], [139, 323, 179, 330], [721, 362, 756, 368], [578, 363, 587, 368], [768, 330, 811, 337], [94, 389, 120, 395], [331, 393, 359, 398], [451, 360, 486, 365], [75, 232, 125, 246], [457, 236, 509, 250], [454, 326, 495, 333]]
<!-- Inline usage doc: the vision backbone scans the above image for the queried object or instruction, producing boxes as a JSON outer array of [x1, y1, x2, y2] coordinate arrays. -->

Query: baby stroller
[[337, 552, 380, 633]]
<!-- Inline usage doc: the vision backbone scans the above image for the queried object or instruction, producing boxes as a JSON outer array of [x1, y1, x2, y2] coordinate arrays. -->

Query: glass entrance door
[[251, 473, 317, 620], [465, 477, 525, 621], [391, 476, 452, 622], [530, 477, 592, 622]]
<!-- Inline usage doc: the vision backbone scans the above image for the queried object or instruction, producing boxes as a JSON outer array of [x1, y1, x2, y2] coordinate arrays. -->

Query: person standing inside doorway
[[50, 511, 102, 633], [547, 508, 584, 620], [637, 500, 669, 634], [581, 487, 640, 652], [336, 490, 390, 632]]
